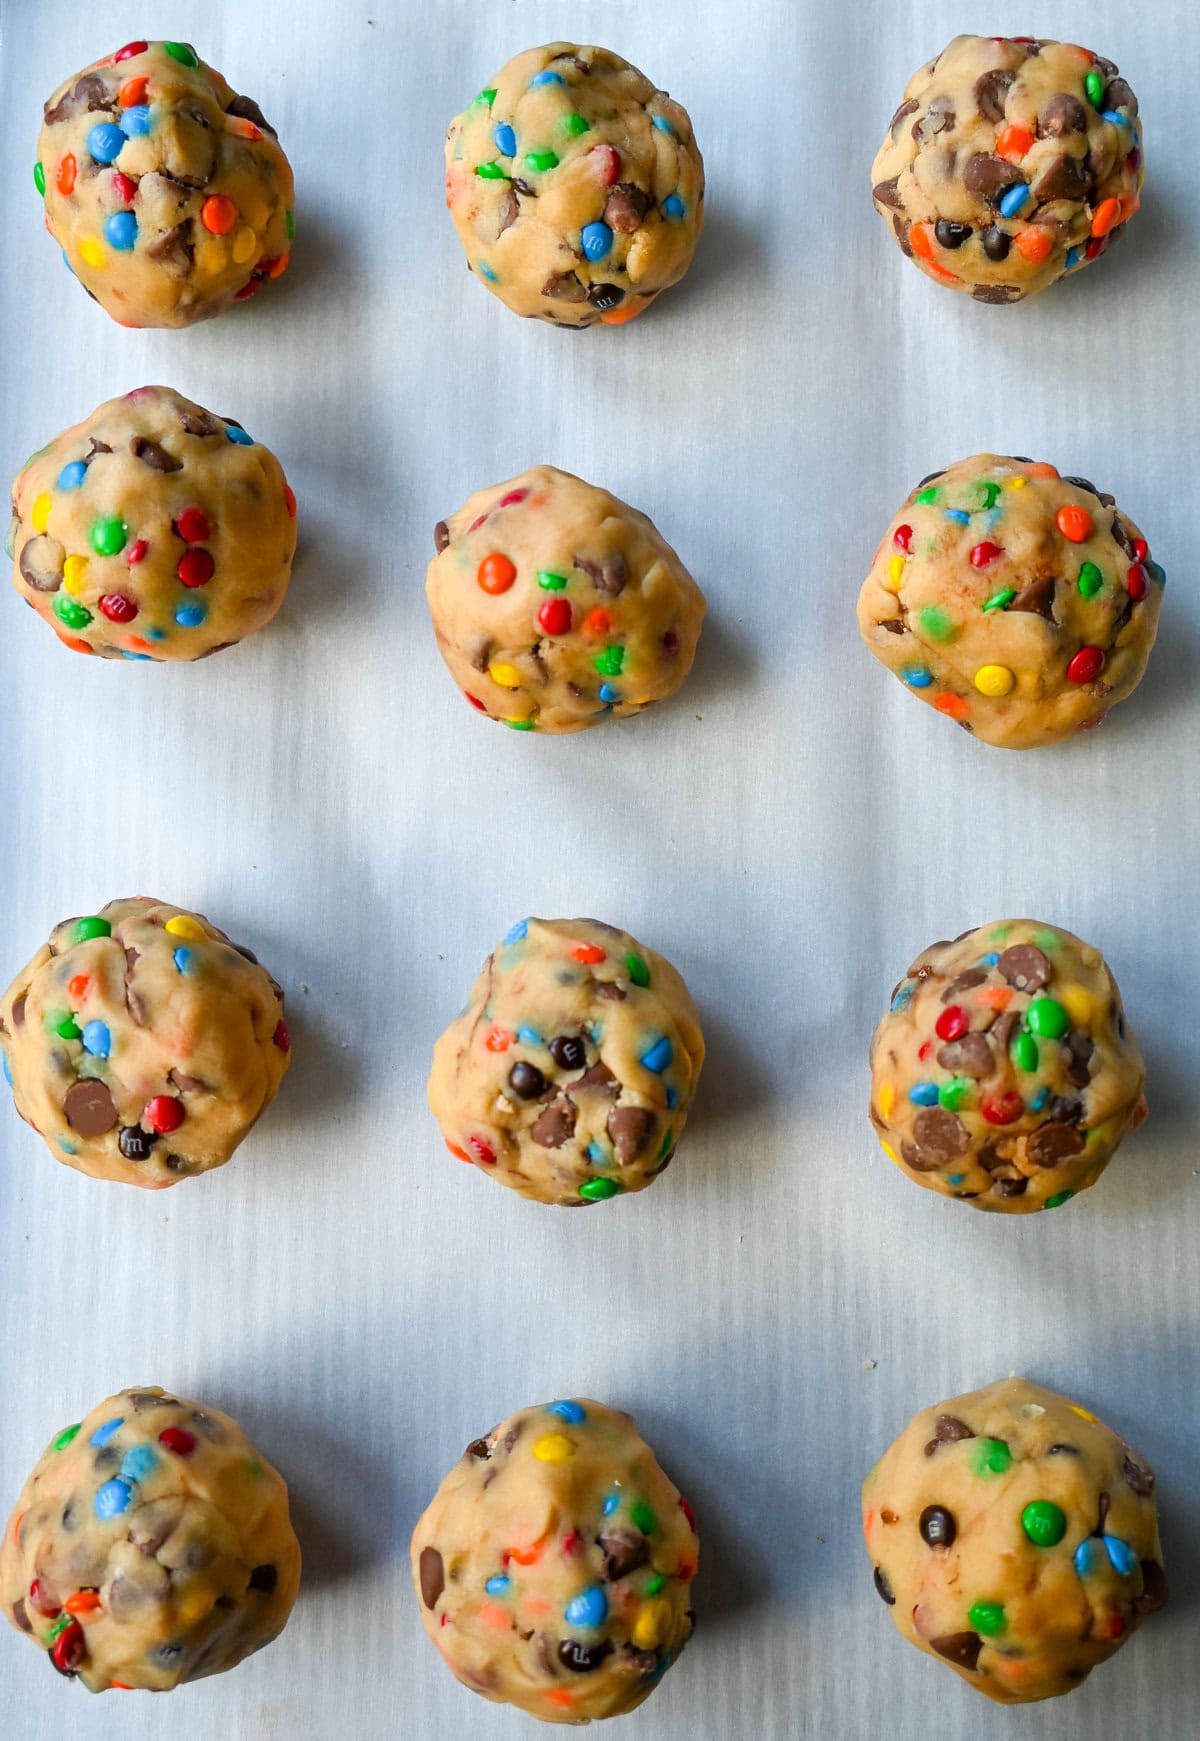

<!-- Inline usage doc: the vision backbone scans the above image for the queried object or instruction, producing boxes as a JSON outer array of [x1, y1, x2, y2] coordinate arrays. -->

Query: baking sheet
[[1, 2, 1198, 1737]]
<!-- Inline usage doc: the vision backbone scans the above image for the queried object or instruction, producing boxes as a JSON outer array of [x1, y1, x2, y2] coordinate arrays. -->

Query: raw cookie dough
[[426, 467, 704, 732], [872, 36, 1142, 302], [1, 1386, 300, 1692], [412, 1399, 697, 1724], [869, 920, 1145, 1213], [863, 1378, 1167, 1703], [445, 43, 703, 327], [858, 455, 1164, 748], [36, 39, 294, 328], [8, 386, 297, 661], [0, 898, 290, 1188], [428, 918, 704, 1205]]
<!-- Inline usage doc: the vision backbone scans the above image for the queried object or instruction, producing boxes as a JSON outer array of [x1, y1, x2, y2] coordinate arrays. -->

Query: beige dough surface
[[0, 897, 290, 1188], [445, 43, 703, 328], [869, 920, 1145, 1213], [857, 455, 1163, 748], [871, 35, 1142, 302], [428, 917, 704, 1206], [1, 1386, 300, 1692], [37, 39, 294, 328], [412, 1399, 697, 1724], [863, 1378, 1167, 1704], [9, 386, 296, 662], [426, 466, 704, 733]]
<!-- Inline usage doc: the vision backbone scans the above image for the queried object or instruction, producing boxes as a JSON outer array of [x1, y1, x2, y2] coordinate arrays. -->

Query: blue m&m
[[104, 211, 138, 251], [87, 123, 126, 164], [581, 221, 613, 262]]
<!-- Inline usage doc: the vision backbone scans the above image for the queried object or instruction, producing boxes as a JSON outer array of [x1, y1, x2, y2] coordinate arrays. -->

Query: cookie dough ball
[[872, 36, 1143, 303], [863, 1378, 1167, 1703], [869, 920, 1145, 1213], [1, 1386, 300, 1691], [0, 898, 290, 1188], [36, 40, 294, 328], [445, 43, 703, 328], [427, 467, 704, 733], [412, 1398, 697, 1724], [429, 918, 704, 1205], [8, 387, 297, 662], [858, 456, 1164, 748]]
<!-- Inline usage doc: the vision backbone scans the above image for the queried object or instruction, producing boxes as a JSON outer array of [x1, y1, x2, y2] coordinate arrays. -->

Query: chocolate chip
[[967, 149, 1023, 202], [466, 1437, 490, 1460], [87, 439, 112, 459], [604, 183, 650, 233], [974, 69, 1015, 123], [559, 1638, 614, 1673], [931, 1632, 982, 1671], [872, 178, 903, 211], [130, 435, 182, 473], [1040, 92, 1088, 136], [879, 618, 905, 635], [586, 283, 625, 311], [63, 1079, 117, 1136], [596, 982, 626, 1001], [1009, 577, 1056, 620], [600, 1526, 649, 1580], [1035, 155, 1089, 202], [934, 219, 972, 249], [575, 553, 627, 597], [994, 1176, 1028, 1198], [509, 1061, 547, 1100], [543, 270, 587, 302], [497, 190, 519, 236], [607, 1105, 655, 1165], [118, 1125, 157, 1162], [1122, 1456, 1155, 1496], [433, 520, 450, 554], [893, 213, 913, 257], [419, 1546, 444, 1609], [575, 1062, 616, 1091], [973, 284, 1024, 304], [179, 405, 221, 438], [889, 98, 919, 137], [936, 1033, 993, 1079], [1105, 78, 1137, 115], [901, 1139, 940, 1174], [547, 1035, 586, 1071], [1042, 1096, 1081, 1123], [12, 1599, 31, 1633], [1135, 1560, 1168, 1614], [913, 1107, 968, 1162], [997, 944, 1050, 992], [248, 1563, 277, 1593], [146, 223, 195, 276], [44, 73, 113, 126], [531, 1097, 577, 1149], [19, 535, 64, 593], [914, 96, 955, 145], [11, 992, 27, 1027], [940, 973, 986, 1010], [930, 1415, 974, 1451], [919, 1505, 957, 1548], [873, 1566, 896, 1604], [226, 93, 276, 135], [1064, 1031, 1094, 1088], [1027, 1122, 1086, 1166], [982, 226, 1012, 262]]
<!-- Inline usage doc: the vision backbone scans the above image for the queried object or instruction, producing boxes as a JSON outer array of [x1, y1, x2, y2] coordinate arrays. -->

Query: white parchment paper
[[1, 2, 1198, 1737]]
